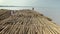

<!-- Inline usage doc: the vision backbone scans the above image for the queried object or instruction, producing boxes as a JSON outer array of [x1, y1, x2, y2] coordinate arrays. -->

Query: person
[[11, 11, 14, 15], [32, 7, 34, 10]]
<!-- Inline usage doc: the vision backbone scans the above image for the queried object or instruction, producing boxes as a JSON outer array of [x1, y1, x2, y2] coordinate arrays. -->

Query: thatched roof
[[0, 9, 11, 21], [0, 9, 60, 34]]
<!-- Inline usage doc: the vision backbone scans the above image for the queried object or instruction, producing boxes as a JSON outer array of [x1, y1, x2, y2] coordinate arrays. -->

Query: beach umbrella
[[0, 9, 60, 34]]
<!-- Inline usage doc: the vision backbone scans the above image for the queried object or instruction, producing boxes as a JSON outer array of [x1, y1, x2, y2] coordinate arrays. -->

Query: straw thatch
[[0, 9, 11, 21], [0, 9, 60, 34]]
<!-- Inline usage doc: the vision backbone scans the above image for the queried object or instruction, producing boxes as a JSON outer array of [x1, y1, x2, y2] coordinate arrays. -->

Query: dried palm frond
[[0, 9, 60, 34]]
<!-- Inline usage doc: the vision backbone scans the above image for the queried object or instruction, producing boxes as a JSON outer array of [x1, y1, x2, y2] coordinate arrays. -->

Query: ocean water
[[0, 7, 32, 10]]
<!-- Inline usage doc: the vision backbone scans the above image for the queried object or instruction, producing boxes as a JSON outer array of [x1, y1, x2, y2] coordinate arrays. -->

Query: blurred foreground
[[0, 9, 60, 34]]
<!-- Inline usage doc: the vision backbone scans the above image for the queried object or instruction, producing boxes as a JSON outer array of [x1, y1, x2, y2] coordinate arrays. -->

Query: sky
[[0, 0, 60, 25]]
